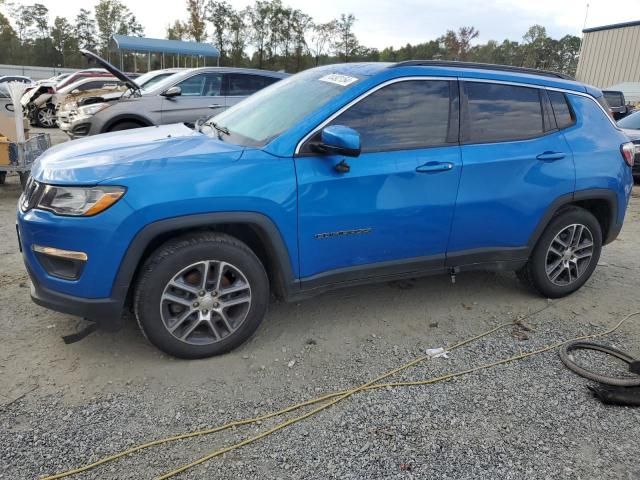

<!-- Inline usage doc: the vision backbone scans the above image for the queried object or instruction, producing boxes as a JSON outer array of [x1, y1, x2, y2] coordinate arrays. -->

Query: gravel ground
[[0, 141, 639, 479]]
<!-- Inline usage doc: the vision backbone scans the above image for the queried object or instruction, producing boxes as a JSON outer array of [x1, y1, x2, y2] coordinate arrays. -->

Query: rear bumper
[[27, 265, 125, 331]]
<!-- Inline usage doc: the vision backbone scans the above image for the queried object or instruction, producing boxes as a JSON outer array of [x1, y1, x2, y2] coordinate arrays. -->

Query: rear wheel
[[134, 232, 269, 358], [518, 208, 602, 298]]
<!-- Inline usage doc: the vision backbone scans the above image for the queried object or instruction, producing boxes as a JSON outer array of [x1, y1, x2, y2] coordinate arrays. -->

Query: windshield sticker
[[319, 74, 359, 87]]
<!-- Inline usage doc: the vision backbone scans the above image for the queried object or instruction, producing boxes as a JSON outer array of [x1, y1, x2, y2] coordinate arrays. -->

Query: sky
[[19, 0, 640, 49]]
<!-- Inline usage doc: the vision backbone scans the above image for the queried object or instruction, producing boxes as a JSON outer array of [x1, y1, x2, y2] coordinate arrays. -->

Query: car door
[[295, 78, 462, 284], [446, 81, 575, 265], [161, 72, 224, 125], [223, 73, 278, 108]]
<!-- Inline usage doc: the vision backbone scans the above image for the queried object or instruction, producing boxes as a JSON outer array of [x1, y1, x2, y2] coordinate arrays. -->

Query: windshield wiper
[[200, 120, 230, 136]]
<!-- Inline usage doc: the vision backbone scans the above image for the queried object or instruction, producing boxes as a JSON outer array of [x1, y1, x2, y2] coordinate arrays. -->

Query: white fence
[[0, 64, 77, 81]]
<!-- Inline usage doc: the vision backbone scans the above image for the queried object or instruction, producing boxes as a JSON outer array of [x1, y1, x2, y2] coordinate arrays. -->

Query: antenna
[[582, 3, 590, 34]]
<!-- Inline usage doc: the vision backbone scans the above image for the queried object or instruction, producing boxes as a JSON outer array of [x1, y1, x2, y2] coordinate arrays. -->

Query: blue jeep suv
[[17, 61, 635, 358]]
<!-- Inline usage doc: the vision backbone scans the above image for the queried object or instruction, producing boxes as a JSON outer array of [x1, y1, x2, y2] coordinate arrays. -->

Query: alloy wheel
[[38, 107, 57, 128], [545, 223, 594, 286], [160, 260, 252, 345]]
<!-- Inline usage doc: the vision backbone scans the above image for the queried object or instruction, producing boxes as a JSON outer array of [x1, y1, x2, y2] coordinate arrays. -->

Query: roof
[[392, 60, 574, 80], [111, 34, 219, 57], [583, 20, 640, 34]]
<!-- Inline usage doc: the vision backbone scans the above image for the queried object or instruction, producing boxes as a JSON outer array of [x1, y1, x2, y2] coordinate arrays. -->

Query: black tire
[[0, 172, 6, 185], [518, 207, 602, 298], [108, 121, 143, 132], [134, 232, 269, 359]]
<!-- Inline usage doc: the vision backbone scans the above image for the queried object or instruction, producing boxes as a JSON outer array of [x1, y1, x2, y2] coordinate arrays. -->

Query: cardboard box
[[0, 136, 10, 166]]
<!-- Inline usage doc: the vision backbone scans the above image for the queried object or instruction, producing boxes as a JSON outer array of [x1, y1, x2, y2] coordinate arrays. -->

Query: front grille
[[20, 176, 43, 212]]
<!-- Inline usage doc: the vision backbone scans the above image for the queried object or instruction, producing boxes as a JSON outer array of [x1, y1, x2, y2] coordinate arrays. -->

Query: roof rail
[[390, 60, 575, 81]]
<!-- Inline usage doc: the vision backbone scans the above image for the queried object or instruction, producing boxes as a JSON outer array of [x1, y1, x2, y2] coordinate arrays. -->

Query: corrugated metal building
[[576, 20, 640, 98]]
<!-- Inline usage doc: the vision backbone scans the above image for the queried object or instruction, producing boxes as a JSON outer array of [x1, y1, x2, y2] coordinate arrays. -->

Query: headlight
[[77, 103, 110, 117], [36, 185, 125, 216]]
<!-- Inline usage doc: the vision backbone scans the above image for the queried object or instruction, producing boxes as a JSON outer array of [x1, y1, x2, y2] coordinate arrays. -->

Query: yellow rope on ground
[[40, 308, 639, 480]]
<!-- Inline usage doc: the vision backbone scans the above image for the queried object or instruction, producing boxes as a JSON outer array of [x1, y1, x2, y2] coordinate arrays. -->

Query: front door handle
[[536, 151, 566, 161], [416, 162, 454, 173], [209, 104, 223, 109]]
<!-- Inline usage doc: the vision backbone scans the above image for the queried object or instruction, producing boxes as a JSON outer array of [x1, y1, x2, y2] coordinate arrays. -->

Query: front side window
[[464, 82, 544, 143], [323, 80, 454, 153], [176, 73, 222, 96]]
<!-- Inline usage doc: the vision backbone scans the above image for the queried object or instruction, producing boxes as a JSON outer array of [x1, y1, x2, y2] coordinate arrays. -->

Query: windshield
[[618, 110, 640, 129], [205, 69, 363, 147], [137, 71, 179, 92]]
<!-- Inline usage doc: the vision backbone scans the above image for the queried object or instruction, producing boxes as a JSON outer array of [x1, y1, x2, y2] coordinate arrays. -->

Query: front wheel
[[134, 232, 269, 358], [518, 207, 602, 298], [36, 105, 57, 128]]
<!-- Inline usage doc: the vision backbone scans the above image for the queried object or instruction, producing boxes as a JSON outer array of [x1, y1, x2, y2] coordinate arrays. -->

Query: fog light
[[32, 245, 87, 280]]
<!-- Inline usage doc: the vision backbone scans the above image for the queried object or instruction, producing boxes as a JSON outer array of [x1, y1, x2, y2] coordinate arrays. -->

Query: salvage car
[[31, 76, 122, 128], [59, 68, 185, 137], [65, 50, 288, 137], [17, 61, 634, 358]]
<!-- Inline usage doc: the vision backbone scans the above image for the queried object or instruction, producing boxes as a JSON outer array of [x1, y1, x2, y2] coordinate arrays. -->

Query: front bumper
[[27, 264, 125, 331], [17, 198, 136, 330]]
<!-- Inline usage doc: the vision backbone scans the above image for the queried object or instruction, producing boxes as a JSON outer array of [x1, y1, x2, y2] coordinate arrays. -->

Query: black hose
[[559, 341, 640, 387]]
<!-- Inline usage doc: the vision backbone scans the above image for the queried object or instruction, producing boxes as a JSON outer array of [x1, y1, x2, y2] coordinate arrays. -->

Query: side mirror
[[316, 125, 361, 157], [162, 86, 182, 98]]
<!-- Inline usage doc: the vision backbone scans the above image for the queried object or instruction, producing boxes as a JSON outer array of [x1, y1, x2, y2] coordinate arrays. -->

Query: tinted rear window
[[464, 82, 544, 143], [548, 91, 575, 129], [225, 74, 273, 96]]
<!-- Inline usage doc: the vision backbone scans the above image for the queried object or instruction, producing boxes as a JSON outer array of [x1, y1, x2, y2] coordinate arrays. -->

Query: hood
[[80, 49, 139, 93], [31, 124, 245, 184]]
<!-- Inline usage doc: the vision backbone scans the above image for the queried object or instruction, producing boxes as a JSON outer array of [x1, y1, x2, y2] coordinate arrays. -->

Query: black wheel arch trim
[[527, 188, 619, 249], [110, 212, 297, 308], [102, 113, 154, 132]]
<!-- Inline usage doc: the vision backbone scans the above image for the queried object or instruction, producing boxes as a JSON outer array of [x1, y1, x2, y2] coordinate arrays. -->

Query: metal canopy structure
[[110, 34, 220, 71]]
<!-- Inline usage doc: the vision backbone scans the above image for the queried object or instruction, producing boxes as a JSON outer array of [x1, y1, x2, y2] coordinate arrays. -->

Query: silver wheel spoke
[[214, 262, 227, 291], [200, 261, 211, 290], [220, 281, 250, 295], [169, 279, 200, 296], [221, 294, 251, 308], [169, 308, 197, 333], [218, 310, 234, 332], [162, 293, 193, 307]]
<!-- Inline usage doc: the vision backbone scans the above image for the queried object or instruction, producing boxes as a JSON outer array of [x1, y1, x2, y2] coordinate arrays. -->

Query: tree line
[[0, 0, 581, 76]]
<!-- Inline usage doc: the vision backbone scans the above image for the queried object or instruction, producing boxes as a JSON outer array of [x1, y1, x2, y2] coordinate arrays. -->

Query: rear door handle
[[416, 162, 454, 173], [536, 151, 566, 161], [209, 104, 223, 109]]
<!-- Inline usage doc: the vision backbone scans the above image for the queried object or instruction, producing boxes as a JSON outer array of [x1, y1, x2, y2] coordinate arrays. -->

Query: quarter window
[[326, 80, 454, 153], [548, 91, 575, 129], [464, 82, 544, 143]]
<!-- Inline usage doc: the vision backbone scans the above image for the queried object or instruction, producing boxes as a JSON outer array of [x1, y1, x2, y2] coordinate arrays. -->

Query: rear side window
[[326, 80, 455, 152], [463, 82, 544, 143], [225, 74, 271, 96], [548, 91, 575, 129]]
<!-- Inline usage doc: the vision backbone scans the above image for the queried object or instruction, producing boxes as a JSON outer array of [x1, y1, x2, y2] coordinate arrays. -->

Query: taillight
[[621, 142, 635, 167]]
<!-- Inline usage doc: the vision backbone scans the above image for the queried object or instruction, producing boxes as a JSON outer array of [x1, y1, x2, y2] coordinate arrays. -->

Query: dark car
[[603, 90, 633, 120], [618, 111, 640, 180]]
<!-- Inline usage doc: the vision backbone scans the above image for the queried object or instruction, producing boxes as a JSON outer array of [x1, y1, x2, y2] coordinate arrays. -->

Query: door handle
[[208, 104, 223, 109], [416, 162, 454, 173], [536, 151, 566, 161]]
